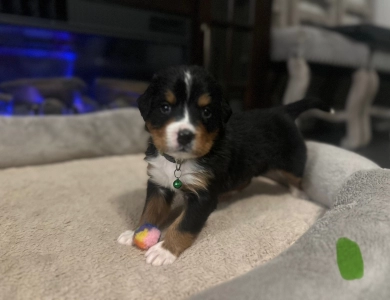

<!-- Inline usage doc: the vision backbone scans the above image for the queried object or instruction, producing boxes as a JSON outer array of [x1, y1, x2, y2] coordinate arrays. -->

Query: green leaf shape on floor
[[336, 237, 364, 280]]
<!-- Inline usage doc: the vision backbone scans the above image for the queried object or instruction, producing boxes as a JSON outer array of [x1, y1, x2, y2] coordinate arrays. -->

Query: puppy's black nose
[[177, 129, 194, 146]]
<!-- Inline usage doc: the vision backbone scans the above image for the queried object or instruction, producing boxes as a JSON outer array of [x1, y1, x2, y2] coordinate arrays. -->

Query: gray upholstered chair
[[271, 0, 379, 149], [271, 26, 378, 149]]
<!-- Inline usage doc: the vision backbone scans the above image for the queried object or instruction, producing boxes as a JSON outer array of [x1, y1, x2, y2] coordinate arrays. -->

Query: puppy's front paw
[[145, 241, 177, 266], [117, 230, 135, 246]]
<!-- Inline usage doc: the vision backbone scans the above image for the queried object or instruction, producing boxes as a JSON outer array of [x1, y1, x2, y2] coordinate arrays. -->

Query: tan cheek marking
[[193, 124, 219, 157], [197, 93, 211, 107], [138, 186, 171, 227], [146, 120, 173, 153], [165, 90, 176, 105], [162, 211, 197, 256]]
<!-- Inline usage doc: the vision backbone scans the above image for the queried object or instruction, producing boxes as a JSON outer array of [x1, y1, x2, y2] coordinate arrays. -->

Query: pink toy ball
[[133, 223, 161, 250]]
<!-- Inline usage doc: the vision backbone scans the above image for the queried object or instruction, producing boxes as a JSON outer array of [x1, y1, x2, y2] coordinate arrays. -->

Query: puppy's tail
[[284, 98, 332, 120]]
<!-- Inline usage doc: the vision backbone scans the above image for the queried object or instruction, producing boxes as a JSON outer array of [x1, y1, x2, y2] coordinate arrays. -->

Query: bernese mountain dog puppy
[[123, 65, 330, 266]]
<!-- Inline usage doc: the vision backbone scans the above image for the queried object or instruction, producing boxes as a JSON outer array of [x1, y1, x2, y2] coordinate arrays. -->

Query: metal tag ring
[[174, 169, 182, 178]]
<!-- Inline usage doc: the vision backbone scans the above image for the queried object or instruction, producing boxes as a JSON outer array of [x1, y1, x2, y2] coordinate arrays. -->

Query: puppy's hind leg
[[218, 179, 252, 202], [264, 170, 289, 188], [265, 170, 308, 200], [280, 170, 309, 200]]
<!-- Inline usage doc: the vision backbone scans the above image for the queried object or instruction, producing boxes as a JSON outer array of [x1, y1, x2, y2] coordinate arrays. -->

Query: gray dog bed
[[192, 149, 390, 300], [0, 109, 388, 300]]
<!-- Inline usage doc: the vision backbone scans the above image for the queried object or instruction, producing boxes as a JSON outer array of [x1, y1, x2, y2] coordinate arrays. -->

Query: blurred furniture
[[69, 0, 273, 110], [0, 77, 151, 115], [272, 0, 374, 28], [271, 0, 377, 149], [0, 1, 193, 116], [331, 24, 390, 141], [0, 0, 67, 20], [0, 78, 87, 114], [288, 0, 338, 26], [337, 0, 374, 25], [272, 0, 289, 27], [0, 0, 272, 112], [95, 78, 149, 108], [197, 0, 272, 110], [272, 26, 376, 149]]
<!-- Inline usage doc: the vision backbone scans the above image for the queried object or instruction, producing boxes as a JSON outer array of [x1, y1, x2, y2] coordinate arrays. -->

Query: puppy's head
[[138, 66, 232, 160]]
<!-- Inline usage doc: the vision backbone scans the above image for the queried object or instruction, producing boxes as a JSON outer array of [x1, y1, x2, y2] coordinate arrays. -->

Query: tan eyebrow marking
[[165, 90, 176, 105], [197, 94, 211, 107]]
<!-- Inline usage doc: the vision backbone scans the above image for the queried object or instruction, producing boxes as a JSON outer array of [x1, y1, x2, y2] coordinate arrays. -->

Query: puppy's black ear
[[212, 80, 232, 124], [137, 85, 153, 121], [221, 98, 232, 123]]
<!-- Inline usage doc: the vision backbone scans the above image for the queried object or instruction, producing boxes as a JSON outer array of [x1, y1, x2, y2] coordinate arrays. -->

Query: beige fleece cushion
[[0, 154, 325, 300]]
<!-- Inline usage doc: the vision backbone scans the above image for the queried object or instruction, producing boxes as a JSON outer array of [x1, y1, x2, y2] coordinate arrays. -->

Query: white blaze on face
[[184, 71, 192, 100], [164, 70, 196, 159], [165, 107, 195, 156]]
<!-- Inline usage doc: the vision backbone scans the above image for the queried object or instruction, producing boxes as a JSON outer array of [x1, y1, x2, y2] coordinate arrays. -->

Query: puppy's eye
[[160, 103, 171, 114], [202, 107, 212, 119]]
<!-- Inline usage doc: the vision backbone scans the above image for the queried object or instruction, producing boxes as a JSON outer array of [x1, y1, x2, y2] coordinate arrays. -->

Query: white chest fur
[[146, 155, 205, 191]]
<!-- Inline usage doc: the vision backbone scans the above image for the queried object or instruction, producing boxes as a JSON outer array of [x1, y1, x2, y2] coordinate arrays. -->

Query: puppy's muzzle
[[177, 129, 194, 146]]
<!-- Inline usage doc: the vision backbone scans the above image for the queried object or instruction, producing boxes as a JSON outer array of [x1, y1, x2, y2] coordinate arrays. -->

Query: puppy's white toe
[[117, 230, 135, 246], [145, 241, 177, 266]]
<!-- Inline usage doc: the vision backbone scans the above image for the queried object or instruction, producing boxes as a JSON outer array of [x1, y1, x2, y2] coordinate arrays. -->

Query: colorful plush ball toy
[[133, 223, 161, 250]]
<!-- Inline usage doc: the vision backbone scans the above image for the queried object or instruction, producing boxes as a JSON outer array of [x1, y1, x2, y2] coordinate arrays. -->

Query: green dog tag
[[173, 179, 182, 189]]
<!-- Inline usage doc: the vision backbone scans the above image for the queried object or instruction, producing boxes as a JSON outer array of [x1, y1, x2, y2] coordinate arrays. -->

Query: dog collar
[[161, 153, 177, 164], [160, 153, 183, 189]]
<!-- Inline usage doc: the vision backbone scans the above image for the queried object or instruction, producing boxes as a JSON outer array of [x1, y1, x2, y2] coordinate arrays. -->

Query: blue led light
[[0, 24, 72, 41], [5, 103, 14, 116], [0, 102, 14, 116], [24, 28, 72, 41], [24, 87, 45, 105], [0, 46, 76, 61], [72, 92, 96, 113], [65, 60, 75, 77]]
